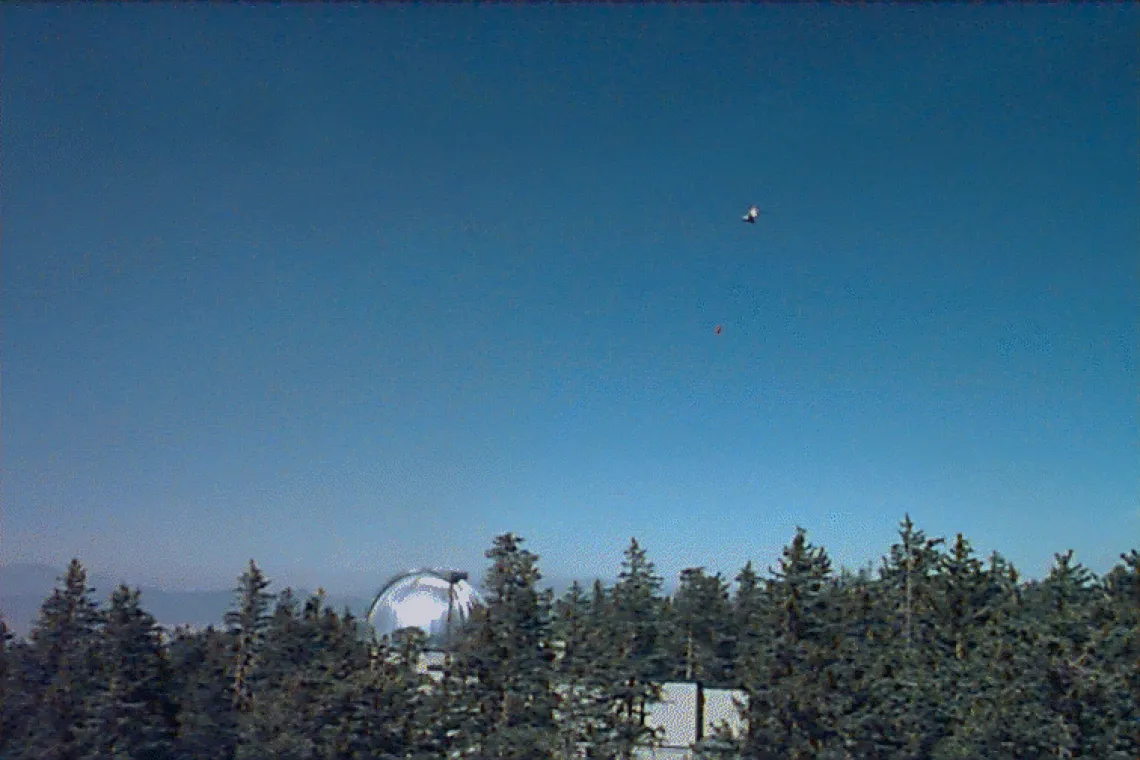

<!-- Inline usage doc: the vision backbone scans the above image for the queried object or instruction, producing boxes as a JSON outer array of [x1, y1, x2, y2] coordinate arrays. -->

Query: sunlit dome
[[365, 568, 484, 648]]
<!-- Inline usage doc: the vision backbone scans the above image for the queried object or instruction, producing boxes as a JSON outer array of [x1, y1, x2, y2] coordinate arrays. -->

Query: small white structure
[[645, 682, 699, 749], [408, 639, 748, 759], [416, 649, 448, 677], [702, 687, 747, 742], [635, 682, 747, 759]]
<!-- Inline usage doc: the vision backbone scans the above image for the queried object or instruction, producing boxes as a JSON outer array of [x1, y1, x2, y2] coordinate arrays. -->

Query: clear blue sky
[[2, 4, 1136, 594]]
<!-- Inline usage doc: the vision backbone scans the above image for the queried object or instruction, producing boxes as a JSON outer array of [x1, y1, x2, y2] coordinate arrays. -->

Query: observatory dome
[[366, 568, 484, 648]]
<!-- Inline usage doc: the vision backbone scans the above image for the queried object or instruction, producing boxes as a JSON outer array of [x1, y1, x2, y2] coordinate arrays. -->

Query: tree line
[[0, 515, 1137, 759]]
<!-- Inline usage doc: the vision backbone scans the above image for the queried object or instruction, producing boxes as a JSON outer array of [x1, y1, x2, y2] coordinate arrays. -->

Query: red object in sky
[[715, 325, 723, 335]]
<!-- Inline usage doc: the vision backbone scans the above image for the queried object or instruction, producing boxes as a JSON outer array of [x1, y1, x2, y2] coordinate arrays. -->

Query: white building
[[635, 681, 747, 759], [370, 573, 747, 759], [365, 568, 484, 649]]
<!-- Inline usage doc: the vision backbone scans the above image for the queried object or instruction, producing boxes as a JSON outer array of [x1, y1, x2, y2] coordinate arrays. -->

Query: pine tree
[[225, 560, 275, 715], [235, 589, 375, 760], [603, 537, 666, 759], [1033, 550, 1123, 758], [1097, 549, 1140, 756], [925, 533, 992, 751], [264, 588, 306, 673], [552, 581, 604, 758], [862, 515, 946, 759], [232, 588, 315, 760], [75, 585, 178, 760], [936, 552, 1065, 758], [334, 626, 435, 759], [0, 615, 21, 758], [167, 624, 240, 760], [667, 567, 732, 685], [308, 600, 384, 758], [825, 558, 883, 757], [731, 561, 767, 691], [418, 625, 481, 760], [741, 528, 841, 759], [457, 533, 560, 759], [20, 559, 105, 760]]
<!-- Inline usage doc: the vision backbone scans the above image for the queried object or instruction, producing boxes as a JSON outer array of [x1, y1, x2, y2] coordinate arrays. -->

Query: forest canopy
[[1, 517, 1137, 759]]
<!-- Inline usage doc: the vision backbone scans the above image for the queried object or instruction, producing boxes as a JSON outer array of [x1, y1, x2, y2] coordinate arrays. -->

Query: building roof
[[365, 568, 484, 648]]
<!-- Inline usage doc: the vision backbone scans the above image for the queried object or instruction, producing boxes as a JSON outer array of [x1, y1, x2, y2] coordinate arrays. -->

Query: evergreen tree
[[936, 534, 992, 660], [590, 578, 608, 623], [934, 552, 1065, 758], [1097, 549, 1140, 756], [308, 600, 386, 758], [225, 560, 275, 714], [235, 589, 375, 760], [418, 626, 481, 760], [862, 515, 946, 759], [741, 528, 841, 759], [333, 626, 436, 759], [926, 533, 992, 751], [0, 615, 22, 758], [264, 588, 306, 673], [458, 533, 560, 759], [19, 559, 105, 760], [75, 585, 178, 760], [232, 589, 315, 760], [1032, 550, 1130, 758], [552, 581, 607, 758], [823, 557, 885, 757], [667, 567, 732, 685], [603, 537, 666, 759], [168, 625, 240, 760], [731, 560, 767, 690], [5, 524, 1131, 758]]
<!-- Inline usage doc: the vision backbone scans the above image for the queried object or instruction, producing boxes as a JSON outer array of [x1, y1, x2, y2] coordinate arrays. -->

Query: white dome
[[366, 568, 484, 647]]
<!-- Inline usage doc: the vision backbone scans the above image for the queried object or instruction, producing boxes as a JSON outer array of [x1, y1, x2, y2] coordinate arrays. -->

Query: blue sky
[[2, 4, 1136, 594]]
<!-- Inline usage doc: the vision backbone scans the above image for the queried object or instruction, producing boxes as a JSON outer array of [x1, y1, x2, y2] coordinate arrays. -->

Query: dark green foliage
[[341, 627, 434, 758], [599, 538, 667, 758], [665, 567, 733, 685], [1100, 550, 1140, 754], [17, 559, 105, 760], [0, 615, 24, 757], [553, 578, 644, 759], [0, 527, 1135, 760], [862, 516, 948, 759], [551, 580, 601, 755], [454, 532, 560, 759], [224, 560, 275, 714], [692, 724, 741, 760], [167, 625, 239, 759], [731, 560, 768, 690], [74, 585, 178, 759], [235, 587, 383, 759], [739, 527, 843, 759]]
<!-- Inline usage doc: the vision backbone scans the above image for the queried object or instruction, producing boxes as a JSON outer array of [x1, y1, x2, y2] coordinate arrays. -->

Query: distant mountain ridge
[[0, 563, 372, 639], [0, 563, 615, 639]]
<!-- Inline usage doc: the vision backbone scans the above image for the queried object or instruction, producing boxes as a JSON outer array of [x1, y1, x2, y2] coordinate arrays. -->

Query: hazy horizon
[[0, 557, 614, 597], [3, 5, 1136, 593]]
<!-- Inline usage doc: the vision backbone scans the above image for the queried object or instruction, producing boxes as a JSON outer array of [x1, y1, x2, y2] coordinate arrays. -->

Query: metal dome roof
[[365, 568, 484, 648]]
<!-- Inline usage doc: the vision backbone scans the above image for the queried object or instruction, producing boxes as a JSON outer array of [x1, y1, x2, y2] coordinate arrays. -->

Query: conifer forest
[[1, 517, 1137, 759]]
